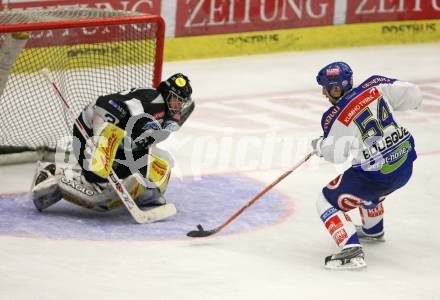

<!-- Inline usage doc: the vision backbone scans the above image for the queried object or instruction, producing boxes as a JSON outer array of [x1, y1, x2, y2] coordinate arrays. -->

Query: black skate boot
[[324, 246, 366, 270]]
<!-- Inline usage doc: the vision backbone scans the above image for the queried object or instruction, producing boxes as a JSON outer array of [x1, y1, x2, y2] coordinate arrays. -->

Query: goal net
[[0, 8, 164, 164]]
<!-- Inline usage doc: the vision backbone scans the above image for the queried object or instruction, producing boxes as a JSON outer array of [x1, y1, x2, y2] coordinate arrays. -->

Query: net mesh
[[0, 8, 162, 155]]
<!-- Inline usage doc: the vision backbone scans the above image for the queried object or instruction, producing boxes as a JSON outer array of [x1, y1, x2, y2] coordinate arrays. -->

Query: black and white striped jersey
[[77, 87, 192, 148]]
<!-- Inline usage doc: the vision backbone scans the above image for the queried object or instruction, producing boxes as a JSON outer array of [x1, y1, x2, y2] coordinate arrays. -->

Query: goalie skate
[[324, 247, 366, 270], [355, 225, 385, 242]]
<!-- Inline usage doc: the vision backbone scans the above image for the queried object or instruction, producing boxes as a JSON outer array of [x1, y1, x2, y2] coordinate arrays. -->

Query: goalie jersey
[[319, 75, 422, 180], [77, 87, 194, 148], [72, 87, 194, 183]]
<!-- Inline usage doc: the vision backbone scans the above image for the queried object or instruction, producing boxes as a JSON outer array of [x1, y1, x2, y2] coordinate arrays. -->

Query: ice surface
[[1, 43, 439, 300]]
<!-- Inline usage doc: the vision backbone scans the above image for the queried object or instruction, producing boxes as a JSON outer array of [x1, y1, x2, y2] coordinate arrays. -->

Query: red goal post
[[0, 8, 165, 164]]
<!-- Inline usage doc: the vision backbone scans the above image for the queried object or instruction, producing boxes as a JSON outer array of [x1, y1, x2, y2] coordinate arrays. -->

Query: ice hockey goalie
[[31, 73, 194, 214]]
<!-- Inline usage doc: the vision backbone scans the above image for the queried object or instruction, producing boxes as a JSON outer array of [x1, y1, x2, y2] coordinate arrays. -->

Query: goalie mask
[[158, 73, 193, 114]]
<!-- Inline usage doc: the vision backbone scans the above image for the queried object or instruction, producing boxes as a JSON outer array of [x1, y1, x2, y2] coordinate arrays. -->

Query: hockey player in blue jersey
[[312, 62, 422, 269]]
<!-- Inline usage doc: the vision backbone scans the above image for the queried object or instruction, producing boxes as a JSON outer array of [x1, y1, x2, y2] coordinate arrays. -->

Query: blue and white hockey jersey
[[319, 75, 422, 180]]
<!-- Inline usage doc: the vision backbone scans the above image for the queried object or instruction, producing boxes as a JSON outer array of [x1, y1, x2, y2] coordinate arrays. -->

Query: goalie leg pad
[[148, 153, 171, 193], [31, 162, 62, 211], [58, 172, 142, 211], [58, 175, 101, 210]]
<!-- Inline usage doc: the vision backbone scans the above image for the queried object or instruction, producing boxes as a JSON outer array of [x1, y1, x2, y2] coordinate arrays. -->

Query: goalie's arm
[[92, 94, 130, 126], [133, 101, 196, 147]]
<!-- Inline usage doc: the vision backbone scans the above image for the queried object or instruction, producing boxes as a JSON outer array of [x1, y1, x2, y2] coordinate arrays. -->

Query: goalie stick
[[40, 68, 176, 224], [187, 152, 313, 238]]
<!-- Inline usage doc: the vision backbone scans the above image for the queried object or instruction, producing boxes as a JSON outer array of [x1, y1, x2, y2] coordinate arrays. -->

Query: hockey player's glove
[[132, 130, 171, 150], [311, 136, 324, 157]]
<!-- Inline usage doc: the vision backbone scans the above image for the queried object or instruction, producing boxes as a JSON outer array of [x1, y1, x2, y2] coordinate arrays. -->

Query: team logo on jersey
[[338, 87, 380, 126], [175, 77, 187, 87], [323, 105, 341, 132], [337, 194, 370, 211], [109, 99, 127, 117], [361, 76, 394, 89], [327, 174, 343, 190]]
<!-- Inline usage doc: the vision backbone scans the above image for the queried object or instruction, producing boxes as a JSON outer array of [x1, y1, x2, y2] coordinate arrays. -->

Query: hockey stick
[[40, 68, 176, 224], [187, 152, 313, 238]]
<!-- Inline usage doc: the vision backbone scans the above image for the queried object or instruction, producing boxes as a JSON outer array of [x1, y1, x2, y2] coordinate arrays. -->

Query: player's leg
[[317, 168, 384, 269], [317, 191, 366, 269], [134, 150, 172, 207], [357, 202, 385, 241], [318, 163, 414, 269], [355, 161, 413, 242]]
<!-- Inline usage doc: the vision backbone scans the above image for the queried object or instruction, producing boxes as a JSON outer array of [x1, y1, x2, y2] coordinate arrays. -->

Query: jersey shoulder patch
[[337, 86, 382, 126], [321, 105, 342, 137], [95, 95, 129, 122], [130, 88, 162, 104], [357, 75, 396, 91]]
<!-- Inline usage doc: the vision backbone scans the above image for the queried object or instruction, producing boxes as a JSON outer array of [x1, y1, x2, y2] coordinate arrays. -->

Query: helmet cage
[[165, 90, 192, 114]]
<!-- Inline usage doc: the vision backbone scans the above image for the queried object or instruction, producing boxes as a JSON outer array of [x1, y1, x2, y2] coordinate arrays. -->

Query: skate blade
[[358, 234, 385, 243], [324, 257, 367, 270]]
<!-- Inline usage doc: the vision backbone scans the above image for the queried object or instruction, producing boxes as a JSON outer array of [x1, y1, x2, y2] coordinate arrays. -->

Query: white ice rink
[[1, 43, 440, 299]]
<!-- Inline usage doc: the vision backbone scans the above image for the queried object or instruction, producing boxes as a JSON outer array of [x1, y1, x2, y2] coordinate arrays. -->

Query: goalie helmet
[[158, 73, 193, 113], [316, 62, 353, 95]]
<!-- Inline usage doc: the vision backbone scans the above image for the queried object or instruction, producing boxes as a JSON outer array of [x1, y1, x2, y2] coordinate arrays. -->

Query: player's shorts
[[323, 163, 413, 212]]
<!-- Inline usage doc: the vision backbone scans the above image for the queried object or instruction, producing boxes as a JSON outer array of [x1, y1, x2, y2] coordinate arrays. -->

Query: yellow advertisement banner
[[165, 19, 440, 61], [9, 19, 440, 72], [12, 40, 156, 74]]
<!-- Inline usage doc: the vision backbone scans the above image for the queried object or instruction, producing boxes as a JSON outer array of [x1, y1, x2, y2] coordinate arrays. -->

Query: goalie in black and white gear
[[31, 73, 194, 213]]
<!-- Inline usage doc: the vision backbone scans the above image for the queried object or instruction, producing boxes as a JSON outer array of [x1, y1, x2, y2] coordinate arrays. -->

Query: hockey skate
[[324, 246, 366, 270], [31, 162, 62, 211], [355, 225, 385, 242]]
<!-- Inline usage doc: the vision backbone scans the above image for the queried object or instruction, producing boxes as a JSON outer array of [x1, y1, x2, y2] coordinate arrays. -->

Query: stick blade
[[133, 203, 177, 224], [186, 224, 216, 238]]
